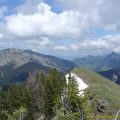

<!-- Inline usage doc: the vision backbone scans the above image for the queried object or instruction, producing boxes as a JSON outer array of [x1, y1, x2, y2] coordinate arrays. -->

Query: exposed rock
[[96, 99, 109, 113], [0, 48, 76, 72]]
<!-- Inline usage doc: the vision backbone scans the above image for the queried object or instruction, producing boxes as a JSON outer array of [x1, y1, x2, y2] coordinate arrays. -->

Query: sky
[[0, 0, 120, 59]]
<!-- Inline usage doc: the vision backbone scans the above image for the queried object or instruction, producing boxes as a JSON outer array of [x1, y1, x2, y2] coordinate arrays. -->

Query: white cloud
[[8, 0, 120, 41], [56, 0, 120, 32], [54, 45, 68, 51], [114, 47, 120, 52], [4, 1, 120, 41], [0, 0, 120, 59], [16, 0, 44, 14], [71, 39, 108, 50], [70, 34, 120, 53], [26, 37, 50, 47], [88, 40, 108, 48], [5, 2, 99, 39], [0, 33, 3, 39]]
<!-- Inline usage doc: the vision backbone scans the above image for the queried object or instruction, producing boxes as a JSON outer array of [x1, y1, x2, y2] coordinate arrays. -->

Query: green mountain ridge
[[27, 67, 120, 119], [70, 67, 120, 115]]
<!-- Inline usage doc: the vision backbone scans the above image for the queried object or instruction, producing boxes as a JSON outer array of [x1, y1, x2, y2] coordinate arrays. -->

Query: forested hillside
[[1, 68, 120, 120], [0, 69, 90, 120]]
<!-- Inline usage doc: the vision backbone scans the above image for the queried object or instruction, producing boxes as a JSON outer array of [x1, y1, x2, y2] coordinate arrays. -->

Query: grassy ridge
[[72, 67, 120, 115]]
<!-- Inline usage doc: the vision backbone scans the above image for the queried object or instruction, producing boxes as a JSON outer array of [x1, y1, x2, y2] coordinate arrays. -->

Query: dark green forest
[[0, 69, 90, 120]]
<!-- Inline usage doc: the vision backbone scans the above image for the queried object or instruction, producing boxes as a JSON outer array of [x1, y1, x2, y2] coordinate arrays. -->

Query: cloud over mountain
[[0, 0, 120, 58]]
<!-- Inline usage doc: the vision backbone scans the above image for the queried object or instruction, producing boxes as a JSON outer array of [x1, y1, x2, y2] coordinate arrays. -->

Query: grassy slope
[[72, 67, 120, 115]]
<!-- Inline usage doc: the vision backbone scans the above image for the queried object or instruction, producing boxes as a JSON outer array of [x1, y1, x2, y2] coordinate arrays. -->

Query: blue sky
[[0, 0, 120, 59], [0, 0, 23, 14]]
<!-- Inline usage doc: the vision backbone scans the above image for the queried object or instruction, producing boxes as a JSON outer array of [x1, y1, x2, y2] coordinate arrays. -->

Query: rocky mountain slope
[[0, 48, 76, 72], [0, 48, 76, 87], [73, 52, 120, 71]]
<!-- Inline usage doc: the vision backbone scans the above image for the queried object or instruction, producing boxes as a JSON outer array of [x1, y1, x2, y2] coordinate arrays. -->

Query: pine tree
[[67, 75, 81, 113], [0, 88, 8, 120], [44, 69, 65, 120], [4, 106, 27, 120], [7, 85, 22, 114], [61, 73, 92, 120], [6, 85, 34, 120], [22, 87, 34, 120], [48, 69, 64, 98], [44, 78, 55, 120]]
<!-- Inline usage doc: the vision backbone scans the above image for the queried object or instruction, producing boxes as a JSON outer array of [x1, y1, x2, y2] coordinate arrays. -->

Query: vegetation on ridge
[[72, 67, 120, 115], [0, 67, 120, 119], [0, 69, 91, 120]]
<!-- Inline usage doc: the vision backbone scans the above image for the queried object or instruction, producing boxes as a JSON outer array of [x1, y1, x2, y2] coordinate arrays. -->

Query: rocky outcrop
[[97, 99, 109, 113]]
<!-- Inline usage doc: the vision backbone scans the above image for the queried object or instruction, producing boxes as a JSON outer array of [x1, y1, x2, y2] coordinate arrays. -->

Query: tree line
[[0, 69, 91, 120]]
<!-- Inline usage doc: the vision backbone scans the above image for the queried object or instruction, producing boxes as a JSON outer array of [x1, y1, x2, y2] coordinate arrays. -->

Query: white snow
[[65, 73, 88, 96]]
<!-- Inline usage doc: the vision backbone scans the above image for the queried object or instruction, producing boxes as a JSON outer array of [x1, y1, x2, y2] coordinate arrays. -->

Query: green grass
[[72, 67, 120, 115]]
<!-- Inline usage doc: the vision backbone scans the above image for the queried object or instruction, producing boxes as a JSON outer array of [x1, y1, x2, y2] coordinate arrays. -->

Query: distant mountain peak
[[107, 51, 119, 59], [73, 51, 120, 72], [2, 48, 24, 53], [110, 51, 118, 56]]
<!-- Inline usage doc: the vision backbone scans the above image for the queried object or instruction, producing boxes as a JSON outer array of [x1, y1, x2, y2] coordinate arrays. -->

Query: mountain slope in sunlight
[[69, 67, 120, 115]]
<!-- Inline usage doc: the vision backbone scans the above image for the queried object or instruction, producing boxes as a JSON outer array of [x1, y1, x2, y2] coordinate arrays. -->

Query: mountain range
[[1, 48, 120, 87], [0, 48, 76, 87], [72, 52, 120, 85], [0, 48, 76, 72], [73, 52, 120, 72], [0, 48, 120, 118]]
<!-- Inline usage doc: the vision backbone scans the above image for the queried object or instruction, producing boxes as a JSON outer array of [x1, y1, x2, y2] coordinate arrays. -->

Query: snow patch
[[65, 73, 88, 96]]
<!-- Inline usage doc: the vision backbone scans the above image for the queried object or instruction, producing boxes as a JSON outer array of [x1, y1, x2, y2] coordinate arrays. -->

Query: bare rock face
[[0, 48, 31, 68], [0, 48, 76, 72], [97, 99, 109, 113]]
